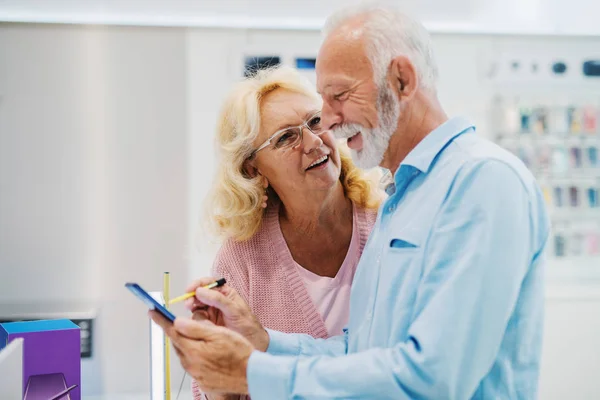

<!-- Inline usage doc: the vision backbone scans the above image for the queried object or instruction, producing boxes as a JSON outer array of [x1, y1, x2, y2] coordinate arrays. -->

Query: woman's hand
[[185, 277, 269, 352]]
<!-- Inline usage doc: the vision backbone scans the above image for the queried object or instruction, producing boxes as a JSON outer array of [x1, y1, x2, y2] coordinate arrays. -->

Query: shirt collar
[[398, 116, 475, 177]]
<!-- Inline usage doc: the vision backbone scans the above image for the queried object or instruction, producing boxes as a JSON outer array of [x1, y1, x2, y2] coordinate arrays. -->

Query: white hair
[[323, 1, 438, 92]]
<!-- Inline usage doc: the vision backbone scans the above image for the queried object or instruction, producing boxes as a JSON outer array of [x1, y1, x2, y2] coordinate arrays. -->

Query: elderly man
[[151, 3, 550, 399]]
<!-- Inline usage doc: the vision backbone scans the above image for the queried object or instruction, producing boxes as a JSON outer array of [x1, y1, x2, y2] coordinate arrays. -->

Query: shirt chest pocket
[[386, 226, 423, 253], [380, 226, 426, 298]]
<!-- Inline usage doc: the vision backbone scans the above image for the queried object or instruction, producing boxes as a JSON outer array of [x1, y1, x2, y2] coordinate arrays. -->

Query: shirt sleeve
[[246, 160, 548, 399], [265, 328, 348, 357]]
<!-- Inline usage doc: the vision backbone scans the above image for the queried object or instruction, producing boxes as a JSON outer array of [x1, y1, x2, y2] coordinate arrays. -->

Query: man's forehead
[[316, 42, 371, 92], [318, 25, 369, 64], [316, 75, 353, 93], [319, 25, 365, 59]]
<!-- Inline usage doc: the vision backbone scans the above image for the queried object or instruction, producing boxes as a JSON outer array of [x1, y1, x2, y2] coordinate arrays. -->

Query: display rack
[[491, 93, 600, 281]]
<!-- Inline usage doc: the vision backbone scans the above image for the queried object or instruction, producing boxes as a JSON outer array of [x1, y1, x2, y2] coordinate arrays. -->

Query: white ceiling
[[0, 0, 598, 36]]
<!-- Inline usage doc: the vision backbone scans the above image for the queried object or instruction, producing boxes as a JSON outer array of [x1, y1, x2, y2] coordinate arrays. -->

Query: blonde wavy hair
[[205, 65, 383, 242]]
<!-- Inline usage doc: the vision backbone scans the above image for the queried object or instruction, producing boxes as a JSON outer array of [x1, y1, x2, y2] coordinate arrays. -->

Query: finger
[[191, 309, 210, 322], [185, 298, 216, 312], [172, 344, 184, 359], [190, 297, 210, 311], [148, 310, 174, 332], [174, 316, 222, 340], [207, 306, 221, 324], [149, 311, 186, 346], [194, 287, 235, 316], [169, 333, 186, 354], [186, 296, 217, 316], [184, 297, 195, 310], [185, 276, 220, 293]]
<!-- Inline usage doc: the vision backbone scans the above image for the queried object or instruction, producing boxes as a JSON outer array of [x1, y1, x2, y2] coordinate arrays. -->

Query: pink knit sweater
[[192, 202, 377, 400]]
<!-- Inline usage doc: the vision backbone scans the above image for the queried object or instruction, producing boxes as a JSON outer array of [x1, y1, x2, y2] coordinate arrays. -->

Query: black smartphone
[[125, 282, 176, 322]]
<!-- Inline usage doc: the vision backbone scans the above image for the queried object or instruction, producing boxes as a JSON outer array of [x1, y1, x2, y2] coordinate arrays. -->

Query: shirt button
[[385, 183, 396, 196], [388, 205, 396, 213]]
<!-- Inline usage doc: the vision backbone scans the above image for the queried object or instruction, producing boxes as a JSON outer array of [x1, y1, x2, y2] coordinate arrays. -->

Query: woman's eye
[[309, 116, 322, 130], [275, 131, 295, 147]]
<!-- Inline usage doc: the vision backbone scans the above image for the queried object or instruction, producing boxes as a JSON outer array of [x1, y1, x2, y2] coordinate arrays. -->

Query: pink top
[[192, 202, 377, 400], [294, 205, 360, 336]]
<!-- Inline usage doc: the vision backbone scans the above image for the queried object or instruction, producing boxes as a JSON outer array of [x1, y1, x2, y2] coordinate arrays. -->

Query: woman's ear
[[243, 159, 259, 178]]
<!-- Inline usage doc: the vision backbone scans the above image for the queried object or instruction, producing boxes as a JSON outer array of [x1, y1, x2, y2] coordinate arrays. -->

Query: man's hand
[[185, 277, 269, 352], [150, 311, 253, 395]]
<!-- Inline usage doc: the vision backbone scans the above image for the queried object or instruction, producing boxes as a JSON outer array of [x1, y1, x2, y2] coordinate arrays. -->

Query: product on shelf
[[492, 97, 600, 260]]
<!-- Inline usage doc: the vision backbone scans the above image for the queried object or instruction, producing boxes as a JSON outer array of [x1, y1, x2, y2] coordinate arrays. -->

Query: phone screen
[[125, 283, 176, 322]]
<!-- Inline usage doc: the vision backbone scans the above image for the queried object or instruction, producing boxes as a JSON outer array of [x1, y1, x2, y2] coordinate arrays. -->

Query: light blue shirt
[[247, 117, 550, 399]]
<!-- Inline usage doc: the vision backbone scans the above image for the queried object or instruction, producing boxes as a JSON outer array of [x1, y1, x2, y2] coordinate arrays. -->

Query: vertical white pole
[[0, 338, 24, 400], [163, 273, 172, 400], [149, 292, 166, 400]]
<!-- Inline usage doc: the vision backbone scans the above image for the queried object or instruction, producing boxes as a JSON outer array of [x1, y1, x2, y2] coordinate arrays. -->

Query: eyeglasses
[[249, 111, 324, 158]]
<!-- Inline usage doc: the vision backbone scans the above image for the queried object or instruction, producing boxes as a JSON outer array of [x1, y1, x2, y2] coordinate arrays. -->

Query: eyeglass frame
[[248, 111, 324, 159]]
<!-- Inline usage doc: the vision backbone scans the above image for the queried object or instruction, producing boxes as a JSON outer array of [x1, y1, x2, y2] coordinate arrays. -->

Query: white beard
[[331, 83, 400, 169]]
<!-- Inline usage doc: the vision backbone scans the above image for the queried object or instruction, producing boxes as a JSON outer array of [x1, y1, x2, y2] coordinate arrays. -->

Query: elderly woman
[[192, 66, 381, 399]]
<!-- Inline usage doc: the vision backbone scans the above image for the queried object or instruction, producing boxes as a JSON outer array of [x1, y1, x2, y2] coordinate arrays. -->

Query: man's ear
[[388, 55, 418, 100], [243, 159, 260, 178]]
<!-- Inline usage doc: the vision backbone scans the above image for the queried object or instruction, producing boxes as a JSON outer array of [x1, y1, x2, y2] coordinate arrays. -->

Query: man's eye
[[334, 91, 348, 100]]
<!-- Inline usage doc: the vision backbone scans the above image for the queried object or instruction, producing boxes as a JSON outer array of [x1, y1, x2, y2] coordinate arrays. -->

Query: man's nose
[[321, 100, 342, 131]]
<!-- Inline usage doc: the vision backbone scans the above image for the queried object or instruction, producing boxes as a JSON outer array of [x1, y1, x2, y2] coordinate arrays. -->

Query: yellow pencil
[[163, 272, 171, 400], [168, 278, 227, 306]]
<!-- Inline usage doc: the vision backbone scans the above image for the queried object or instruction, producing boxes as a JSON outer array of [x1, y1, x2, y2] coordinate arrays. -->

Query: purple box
[[0, 319, 80, 400]]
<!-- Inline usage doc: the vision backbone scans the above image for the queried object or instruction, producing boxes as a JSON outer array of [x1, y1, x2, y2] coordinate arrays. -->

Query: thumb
[[174, 317, 220, 340]]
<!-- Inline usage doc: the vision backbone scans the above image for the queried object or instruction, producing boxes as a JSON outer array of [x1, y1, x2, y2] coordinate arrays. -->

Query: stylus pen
[[168, 278, 227, 305], [49, 384, 78, 400]]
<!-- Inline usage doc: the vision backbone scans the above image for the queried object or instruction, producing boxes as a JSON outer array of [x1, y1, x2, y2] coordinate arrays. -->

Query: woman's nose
[[301, 127, 323, 154]]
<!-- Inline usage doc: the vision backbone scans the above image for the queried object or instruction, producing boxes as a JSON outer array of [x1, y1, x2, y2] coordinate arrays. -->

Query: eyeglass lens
[[271, 114, 323, 150]]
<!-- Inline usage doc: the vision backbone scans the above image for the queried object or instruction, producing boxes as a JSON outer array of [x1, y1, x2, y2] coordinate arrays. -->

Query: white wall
[[541, 297, 600, 399], [0, 23, 96, 304], [87, 24, 189, 395], [185, 28, 247, 283], [1, 21, 599, 398], [0, 23, 188, 395], [2, 0, 600, 35]]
